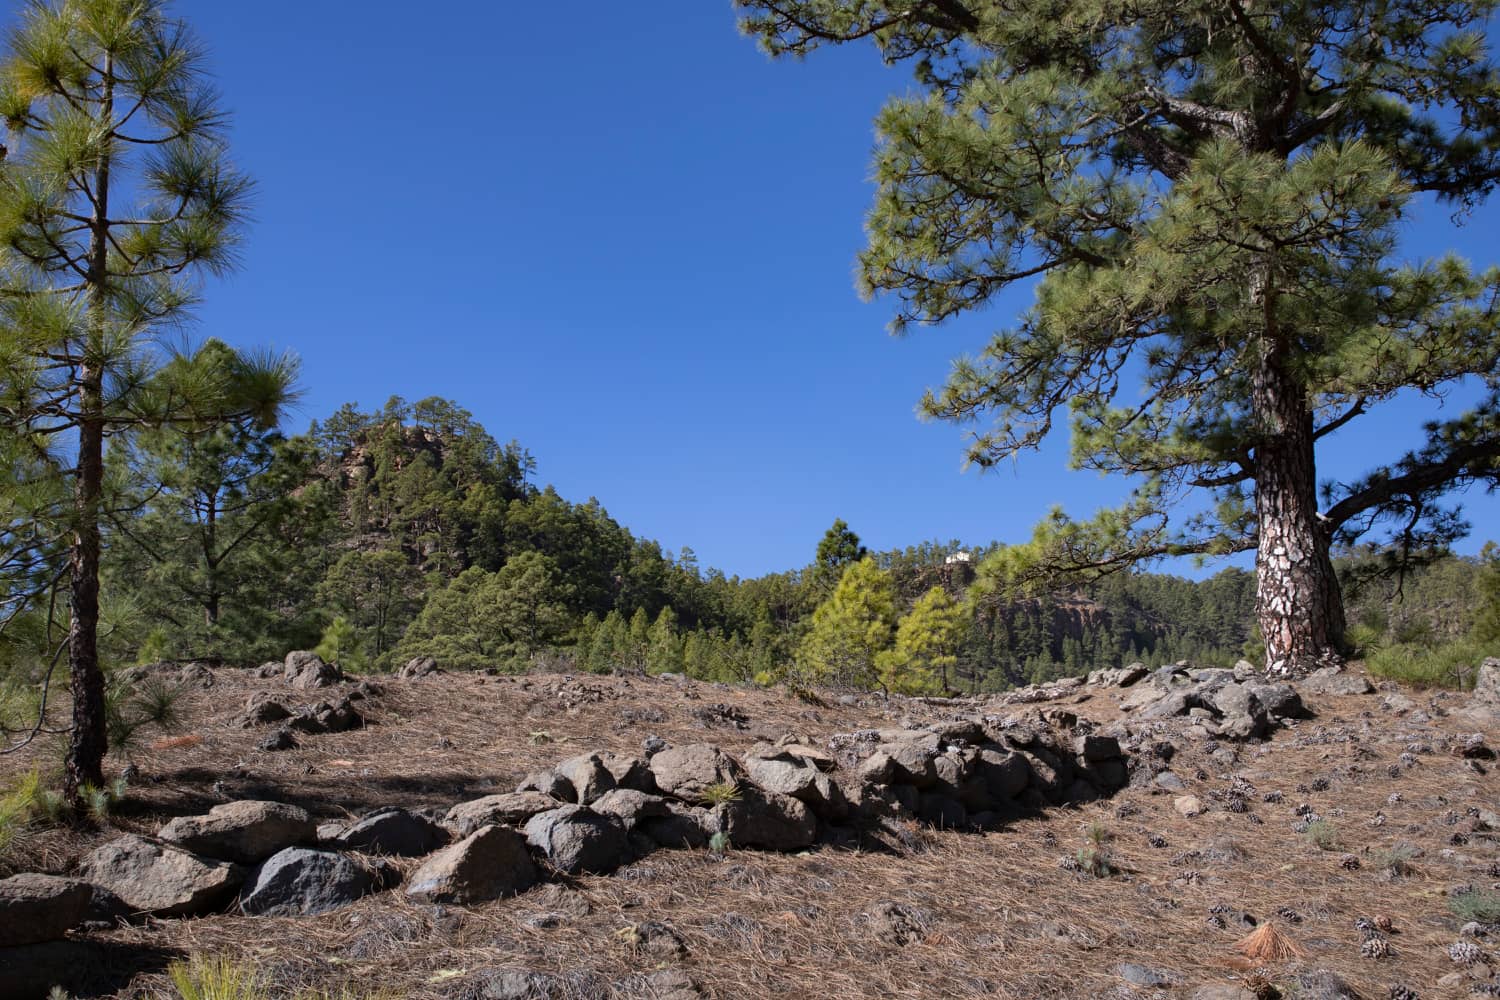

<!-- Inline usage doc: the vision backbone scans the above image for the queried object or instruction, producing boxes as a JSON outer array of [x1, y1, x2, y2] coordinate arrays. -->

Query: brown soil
[[3, 667, 1496, 1000]]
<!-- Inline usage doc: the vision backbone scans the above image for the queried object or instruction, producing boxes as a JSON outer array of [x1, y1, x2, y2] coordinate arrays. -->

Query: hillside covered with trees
[[7, 393, 1496, 706]]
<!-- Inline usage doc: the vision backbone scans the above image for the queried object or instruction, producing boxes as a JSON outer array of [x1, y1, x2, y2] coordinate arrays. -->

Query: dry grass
[[2, 666, 1496, 999]]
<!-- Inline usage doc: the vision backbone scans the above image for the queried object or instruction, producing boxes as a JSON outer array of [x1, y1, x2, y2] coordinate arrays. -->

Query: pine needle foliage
[[735, 0, 1500, 675]]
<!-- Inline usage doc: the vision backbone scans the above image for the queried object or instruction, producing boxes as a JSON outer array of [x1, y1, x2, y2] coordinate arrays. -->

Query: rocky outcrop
[[80, 835, 242, 917], [1114, 662, 1313, 739], [157, 800, 316, 864]]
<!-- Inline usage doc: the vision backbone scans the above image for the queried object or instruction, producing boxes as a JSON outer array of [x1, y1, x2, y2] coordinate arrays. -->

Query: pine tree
[[647, 606, 684, 674], [736, 1, 1500, 676], [811, 518, 868, 595], [798, 557, 896, 689], [876, 585, 967, 694], [0, 0, 290, 799]]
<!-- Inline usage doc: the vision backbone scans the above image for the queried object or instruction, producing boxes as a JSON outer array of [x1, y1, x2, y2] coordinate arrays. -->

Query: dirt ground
[[3, 665, 1497, 1000]]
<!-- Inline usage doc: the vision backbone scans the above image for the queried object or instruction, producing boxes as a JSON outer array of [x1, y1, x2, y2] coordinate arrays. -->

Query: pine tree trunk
[[64, 381, 107, 800], [1251, 334, 1347, 677], [65, 56, 114, 805]]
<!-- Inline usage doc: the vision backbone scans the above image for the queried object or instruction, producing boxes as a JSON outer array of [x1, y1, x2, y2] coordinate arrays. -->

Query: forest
[[6, 387, 1494, 704]]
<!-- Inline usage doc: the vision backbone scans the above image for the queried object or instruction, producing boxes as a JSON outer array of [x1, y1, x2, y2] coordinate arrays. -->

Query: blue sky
[[111, 3, 1500, 578]]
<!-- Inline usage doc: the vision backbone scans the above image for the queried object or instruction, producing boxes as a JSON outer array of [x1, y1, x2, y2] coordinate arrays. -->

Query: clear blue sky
[[110, 4, 1500, 577]]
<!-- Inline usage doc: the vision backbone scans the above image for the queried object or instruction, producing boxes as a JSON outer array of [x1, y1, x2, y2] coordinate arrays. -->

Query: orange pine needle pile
[[1235, 922, 1305, 962]]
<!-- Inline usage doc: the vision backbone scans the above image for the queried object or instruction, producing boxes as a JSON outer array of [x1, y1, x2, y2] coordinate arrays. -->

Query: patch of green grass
[[0, 768, 68, 863], [1302, 819, 1341, 851], [166, 955, 401, 1000], [1365, 638, 1500, 689], [1450, 889, 1500, 924], [1372, 843, 1420, 878]]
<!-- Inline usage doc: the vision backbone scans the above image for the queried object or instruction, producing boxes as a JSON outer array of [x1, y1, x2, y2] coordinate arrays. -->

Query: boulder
[[1074, 734, 1122, 762], [649, 744, 745, 802], [600, 752, 658, 793], [1211, 684, 1269, 740], [743, 745, 848, 818], [284, 650, 340, 689], [590, 789, 674, 829], [638, 802, 716, 849], [516, 769, 575, 801], [157, 800, 316, 864], [405, 825, 538, 904], [1248, 682, 1304, 719], [1475, 658, 1500, 707], [0, 873, 93, 946], [399, 656, 441, 679], [713, 786, 817, 851], [857, 750, 896, 785], [1300, 667, 1374, 696], [329, 807, 448, 856], [287, 697, 362, 734], [240, 848, 377, 916], [884, 740, 938, 788], [554, 752, 617, 804], [80, 835, 242, 917], [524, 805, 630, 875], [776, 743, 837, 770], [446, 792, 565, 836], [970, 747, 1032, 801], [1175, 795, 1206, 818], [238, 693, 291, 728], [258, 727, 297, 752]]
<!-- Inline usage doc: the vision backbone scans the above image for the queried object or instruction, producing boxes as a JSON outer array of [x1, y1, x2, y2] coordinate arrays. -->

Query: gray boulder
[[638, 802, 716, 849], [649, 744, 745, 802], [329, 807, 448, 856], [743, 745, 847, 819], [969, 747, 1032, 801], [0, 873, 93, 946], [405, 825, 538, 904], [240, 848, 377, 916], [80, 834, 242, 917], [554, 752, 617, 804], [524, 805, 630, 875], [157, 800, 316, 864], [399, 655, 441, 678], [1475, 658, 1500, 707], [884, 740, 938, 788], [1248, 682, 1304, 718], [238, 693, 291, 728], [1300, 667, 1374, 696], [446, 792, 565, 836], [590, 789, 674, 829], [287, 697, 362, 734], [516, 768, 575, 801], [1211, 684, 1269, 740], [599, 751, 658, 793], [284, 650, 340, 689], [713, 786, 816, 851]]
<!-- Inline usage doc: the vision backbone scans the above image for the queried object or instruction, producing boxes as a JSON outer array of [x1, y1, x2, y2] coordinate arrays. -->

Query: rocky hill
[[1, 659, 1497, 1000]]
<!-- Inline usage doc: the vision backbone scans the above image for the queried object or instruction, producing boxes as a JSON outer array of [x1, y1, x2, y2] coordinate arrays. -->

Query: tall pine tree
[[737, 1, 1500, 675], [0, 0, 290, 799]]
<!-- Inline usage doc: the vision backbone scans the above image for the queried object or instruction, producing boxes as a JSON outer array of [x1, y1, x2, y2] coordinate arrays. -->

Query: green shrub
[[166, 954, 400, 1000], [1450, 889, 1500, 924], [1365, 638, 1500, 689], [1302, 819, 1340, 851], [699, 781, 741, 806]]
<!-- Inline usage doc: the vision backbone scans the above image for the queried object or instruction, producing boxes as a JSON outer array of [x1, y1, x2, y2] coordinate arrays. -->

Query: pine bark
[[1251, 327, 1347, 676], [64, 392, 107, 799]]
